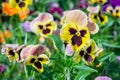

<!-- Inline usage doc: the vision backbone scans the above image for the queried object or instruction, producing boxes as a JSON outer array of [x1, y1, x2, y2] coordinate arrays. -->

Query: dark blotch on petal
[[71, 35, 82, 46], [34, 62, 42, 69], [80, 30, 86, 37], [87, 46, 92, 53], [43, 29, 50, 34], [84, 54, 93, 62], [15, 0, 19, 3], [38, 58, 44, 61], [19, 2, 25, 8], [9, 50, 15, 56], [94, 15, 98, 19], [69, 28, 77, 34], [99, 16, 104, 22], [38, 25, 43, 29], [30, 58, 35, 63], [79, 50, 84, 57], [46, 24, 51, 27], [116, 10, 119, 13]]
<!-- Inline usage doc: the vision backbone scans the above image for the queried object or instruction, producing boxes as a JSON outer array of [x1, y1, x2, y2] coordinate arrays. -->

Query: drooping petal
[[87, 5, 100, 14], [87, 20, 99, 34]]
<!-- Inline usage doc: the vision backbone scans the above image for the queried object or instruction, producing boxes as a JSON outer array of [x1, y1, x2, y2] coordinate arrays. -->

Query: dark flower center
[[43, 29, 50, 34], [34, 62, 42, 69], [71, 35, 82, 46], [99, 16, 104, 22], [19, 2, 25, 8]]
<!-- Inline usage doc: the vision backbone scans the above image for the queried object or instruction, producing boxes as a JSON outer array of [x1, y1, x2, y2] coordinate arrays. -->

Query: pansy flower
[[25, 54, 49, 73], [103, 0, 120, 18], [30, 13, 57, 37], [60, 22, 90, 51], [61, 10, 99, 51], [88, 6, 108, 25], [9, 0, 32, 12], [73, 39, 99, 64], [90, 0, 107, 4]]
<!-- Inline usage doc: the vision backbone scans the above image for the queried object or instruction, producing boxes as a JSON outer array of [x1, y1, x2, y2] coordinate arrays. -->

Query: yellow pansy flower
[[73, 39, 99, 65], [90, 0, 107, 4], [30, 13, 57, 37], [106, 6, 120, 18], [90, 11, 108, 25], [25, 54, 49, 73], [60, 22, 90, 51], [9, 0, 32, 11]]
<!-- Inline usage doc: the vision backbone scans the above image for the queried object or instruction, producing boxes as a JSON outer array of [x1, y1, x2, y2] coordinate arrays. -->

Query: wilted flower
[[22, 21, 31, 32], [25, 54, 49, 73], [0, 64, 6, 73], [95, 76, 112, 80], [30, 13, 57, 37]]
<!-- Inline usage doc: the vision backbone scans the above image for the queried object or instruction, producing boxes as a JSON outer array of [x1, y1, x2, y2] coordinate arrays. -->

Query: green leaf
[[74, 65, 97, 80], [98, 52, 114, 62], [74, 71, 93, 80], [74, 65, 97, 72], [102, 43, 120, 48], [50, 35, 65, 53]]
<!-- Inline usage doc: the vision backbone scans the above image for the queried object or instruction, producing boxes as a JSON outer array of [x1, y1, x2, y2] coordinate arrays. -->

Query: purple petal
[[22, 21, 31, 32]]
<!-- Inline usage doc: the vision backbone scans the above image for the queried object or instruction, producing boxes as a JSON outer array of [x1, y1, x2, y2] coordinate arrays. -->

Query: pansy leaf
[[98, 52, 114, 62], [74, 65, 97, 72], [50, 35, 65, 54], [74, 65, 97, 80], [74, 70, 94, 80]]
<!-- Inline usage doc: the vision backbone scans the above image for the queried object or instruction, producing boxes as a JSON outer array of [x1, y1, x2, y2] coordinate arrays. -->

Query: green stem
[[24, 65, 28, 78]]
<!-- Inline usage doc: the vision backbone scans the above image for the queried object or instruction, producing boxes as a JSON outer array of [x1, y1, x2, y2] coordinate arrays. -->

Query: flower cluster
[[60, 10, 103, 64]]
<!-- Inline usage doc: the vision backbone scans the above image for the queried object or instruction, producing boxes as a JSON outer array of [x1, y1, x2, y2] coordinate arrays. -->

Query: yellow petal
[[60, 23, 77, 42], [32, 62, 43, 73], [38, 54, 50, 64], [25, 55, 36, 65]]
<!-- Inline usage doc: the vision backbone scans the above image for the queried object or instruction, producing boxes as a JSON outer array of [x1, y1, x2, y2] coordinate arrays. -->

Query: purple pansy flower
[[49, 7, 63, 15], [78, 0, 89, 9], [22, 21, 31, 32]]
